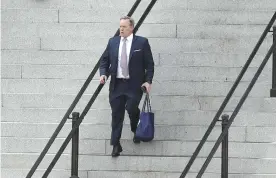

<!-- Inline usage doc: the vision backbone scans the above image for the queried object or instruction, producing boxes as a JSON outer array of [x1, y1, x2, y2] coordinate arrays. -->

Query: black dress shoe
[[133, 135, 141, 144], [111, 144, 123, 157]]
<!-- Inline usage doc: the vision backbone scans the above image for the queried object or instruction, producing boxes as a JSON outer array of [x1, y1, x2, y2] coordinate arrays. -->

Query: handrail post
[[70, 112, 80, 178], [271, 25, 276, 97], [221, 114, 229, 178], [196, 40, 276, 178], [180, 12, 276, 178]]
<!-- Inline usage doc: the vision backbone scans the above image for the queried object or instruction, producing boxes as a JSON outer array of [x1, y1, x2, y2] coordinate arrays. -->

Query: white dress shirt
[[117, 33, 133, 79]]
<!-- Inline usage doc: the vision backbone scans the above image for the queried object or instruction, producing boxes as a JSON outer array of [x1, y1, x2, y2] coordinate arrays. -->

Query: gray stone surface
[[1, 65, 22, 79], [1, 9, 58, 22], [154, 66, 271, 82], [177, 24, 267, 39], [2, 107, 276, 127], [1, 154, 71, 169], [1, 79, 110, 95], [1, 122, 246, 142], [2, 137, 106, 155], [159, 53, 273, 68], [39, 36, 272, 53], [59, 9, 275, 25], [246, 127, 276, 143], [3, 154, 276, 173], [1, 169, 88, 178], [1, 0, 276, 177], [17, 64, 272, 81], [1, 36, 40, 49], [1, 107, 112, 124], [1, 50, 159, 65], [2, 93, 276, 112], [198, 96, 276, 112], [2, 79, 272, 97], [3, 137, 275, 158], [87, 171, 276, 178], [3, 22, 176, 38], [2, 0, 276, 11]]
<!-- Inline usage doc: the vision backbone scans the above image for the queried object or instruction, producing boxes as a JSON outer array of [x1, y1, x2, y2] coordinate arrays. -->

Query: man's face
[[120, 19, 134, 38]]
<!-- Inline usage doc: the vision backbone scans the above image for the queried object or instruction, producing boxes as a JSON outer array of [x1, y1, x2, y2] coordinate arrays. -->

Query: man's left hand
[[142, 82, 151, 93]]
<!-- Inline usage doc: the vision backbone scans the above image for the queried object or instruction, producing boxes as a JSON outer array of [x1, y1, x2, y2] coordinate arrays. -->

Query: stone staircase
[[1, 0, 276, 177]]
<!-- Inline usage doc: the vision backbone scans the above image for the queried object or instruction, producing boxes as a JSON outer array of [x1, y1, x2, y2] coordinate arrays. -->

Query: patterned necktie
[[120, 38, 128, 78]]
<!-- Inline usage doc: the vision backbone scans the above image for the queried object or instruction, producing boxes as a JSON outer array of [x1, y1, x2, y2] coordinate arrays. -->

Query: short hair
[[120, 16, 135, 27]]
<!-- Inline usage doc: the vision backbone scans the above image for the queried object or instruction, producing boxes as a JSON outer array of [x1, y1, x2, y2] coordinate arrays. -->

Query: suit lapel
[[114, 36, 120, 65], [129, 35, 138, 61]]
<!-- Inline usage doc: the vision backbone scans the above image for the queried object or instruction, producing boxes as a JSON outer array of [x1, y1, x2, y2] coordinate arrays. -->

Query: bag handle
[[141, 87, 152, 112], [146, 93, 152, 112]]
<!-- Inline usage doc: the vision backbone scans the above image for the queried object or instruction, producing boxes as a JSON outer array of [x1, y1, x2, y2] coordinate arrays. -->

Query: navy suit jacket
[[99, 35, 154, 93]]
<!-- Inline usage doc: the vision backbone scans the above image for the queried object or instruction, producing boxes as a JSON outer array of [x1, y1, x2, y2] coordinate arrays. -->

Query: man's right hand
[[100, 75, 107, 84]]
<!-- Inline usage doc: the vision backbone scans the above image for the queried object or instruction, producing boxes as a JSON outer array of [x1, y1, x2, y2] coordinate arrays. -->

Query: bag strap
[[146, 93, 152, 112], [142, 93, 151, 112], [142, 94, 147, 112]]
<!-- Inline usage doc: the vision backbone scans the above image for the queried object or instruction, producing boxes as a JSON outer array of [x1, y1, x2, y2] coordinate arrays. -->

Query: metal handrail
[[180, 11, 276, 178], [196, 40, 276, 177], [271, 26, 276, 97], [25, 1, 145, 177]]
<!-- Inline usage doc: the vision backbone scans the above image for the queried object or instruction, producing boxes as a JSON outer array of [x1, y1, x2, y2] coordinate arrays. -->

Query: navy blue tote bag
[[135, 91, 154, 142]]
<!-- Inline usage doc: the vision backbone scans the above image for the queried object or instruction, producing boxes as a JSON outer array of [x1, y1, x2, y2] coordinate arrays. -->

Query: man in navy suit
[[99, 16, 154, 157]]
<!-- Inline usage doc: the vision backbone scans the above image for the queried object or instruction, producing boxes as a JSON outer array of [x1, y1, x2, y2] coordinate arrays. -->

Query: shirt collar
[[121, 33, 133, 42]]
